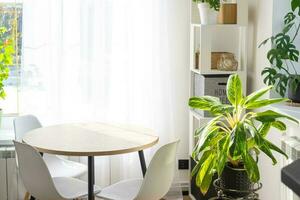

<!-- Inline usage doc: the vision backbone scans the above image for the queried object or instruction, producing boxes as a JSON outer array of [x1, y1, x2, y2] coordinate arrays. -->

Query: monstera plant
[[189, 74, 298, 197], [260, 0, 300, 102]]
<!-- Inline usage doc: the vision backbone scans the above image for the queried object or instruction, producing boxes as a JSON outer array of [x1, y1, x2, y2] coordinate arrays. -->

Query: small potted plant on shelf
[[260, 0, 300, 102], [189, 74, 299, 198], [0, 26, 15, 117], [193, 0, 220, 25]]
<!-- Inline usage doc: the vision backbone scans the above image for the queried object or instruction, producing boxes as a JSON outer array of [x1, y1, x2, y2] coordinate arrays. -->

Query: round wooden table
[[22, 122, 159, 200]]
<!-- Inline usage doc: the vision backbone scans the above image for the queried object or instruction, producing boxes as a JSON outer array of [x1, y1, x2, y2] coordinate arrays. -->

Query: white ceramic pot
[[198, 2, 218, 24]]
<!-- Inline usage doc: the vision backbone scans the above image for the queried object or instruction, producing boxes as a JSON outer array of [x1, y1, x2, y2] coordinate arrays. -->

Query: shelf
[[191, 68, 245, 75], [189, 0, 249, 196], [191, 23, 246, 29], [190, 0, 248, 25], [189, 109, 213, 120], [190, 24, 247, 75]]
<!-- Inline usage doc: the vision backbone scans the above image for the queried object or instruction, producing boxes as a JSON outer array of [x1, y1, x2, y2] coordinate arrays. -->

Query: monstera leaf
[[283, 23, 295, 34], [287, 43, 299, 61], [275, 33, 290, 49], [284, 12, 296, 24], [262, 67, 276, 86], [292, 0, 300, 15], [258, 36, 274, 48], [267, 49, 284, 68], [274, 73, 289, 97]]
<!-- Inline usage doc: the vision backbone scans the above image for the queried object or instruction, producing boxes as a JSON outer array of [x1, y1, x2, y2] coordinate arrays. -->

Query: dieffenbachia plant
[[189, 74, 299, 194]]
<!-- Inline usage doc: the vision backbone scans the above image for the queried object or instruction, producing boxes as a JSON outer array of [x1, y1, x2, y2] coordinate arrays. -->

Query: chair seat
[[53, 177, 101, 199], [97, 178, 143, 200], [44, 154, 87, 178]]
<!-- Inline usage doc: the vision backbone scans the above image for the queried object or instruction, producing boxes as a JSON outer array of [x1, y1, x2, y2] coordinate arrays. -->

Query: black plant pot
[[288, 81, 300, 103], [220, 163, 253, 198]]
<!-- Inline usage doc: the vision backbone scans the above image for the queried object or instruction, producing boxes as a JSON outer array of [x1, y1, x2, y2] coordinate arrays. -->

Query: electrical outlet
[[178, 159, 189, 170]]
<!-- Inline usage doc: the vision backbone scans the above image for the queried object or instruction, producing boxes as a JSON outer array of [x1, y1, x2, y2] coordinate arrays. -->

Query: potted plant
[[260, 0, 300, 102], [189, 74, 299, 198], [193, 0, 220, 24], [0, 26, 15, 117]]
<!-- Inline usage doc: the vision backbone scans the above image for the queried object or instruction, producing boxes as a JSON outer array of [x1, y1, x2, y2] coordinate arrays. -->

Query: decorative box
[[193, 74, 230, 117], [218, 3, 237, 24], [196, 52, 237, 71]]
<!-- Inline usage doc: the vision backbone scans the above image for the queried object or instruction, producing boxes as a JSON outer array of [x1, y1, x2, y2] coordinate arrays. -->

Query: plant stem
[[226, 113, 235, 128], [241, 112, 255, 122], [292, 21, 300, 43], [218, 121, 231, 133], [286, 60, 290, 72], [283, 60, 293, 75], [228, 155, 240, 167], [289, 60, 298, 75]]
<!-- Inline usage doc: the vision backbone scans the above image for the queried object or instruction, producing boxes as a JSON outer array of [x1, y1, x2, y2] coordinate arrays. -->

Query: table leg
[[138, 150, 147, 177], [88, 156, 95, 200]]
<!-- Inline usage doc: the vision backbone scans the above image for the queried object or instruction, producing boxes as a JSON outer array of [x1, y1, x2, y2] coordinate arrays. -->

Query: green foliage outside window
[[0, 27, 15, 99]]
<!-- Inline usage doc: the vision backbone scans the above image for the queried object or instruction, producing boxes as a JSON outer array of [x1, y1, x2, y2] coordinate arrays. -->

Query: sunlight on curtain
[[20, 0, 187, 187]]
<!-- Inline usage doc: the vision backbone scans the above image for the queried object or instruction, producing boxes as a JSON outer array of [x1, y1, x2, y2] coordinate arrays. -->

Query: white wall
[[247, 2, 281, 198], [247, 0, 295, 199], [247, 0, 273, 93], [169, 0, 190, 182]]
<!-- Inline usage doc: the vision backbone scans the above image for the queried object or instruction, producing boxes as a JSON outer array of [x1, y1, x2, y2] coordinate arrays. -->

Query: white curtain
[[20, 0, 189, 187]]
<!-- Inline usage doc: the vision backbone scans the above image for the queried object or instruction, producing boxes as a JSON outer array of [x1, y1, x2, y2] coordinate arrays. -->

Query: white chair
[[14, 141, 101, 200], [13, 115, 87, 178], [97, 140, 179, 200]]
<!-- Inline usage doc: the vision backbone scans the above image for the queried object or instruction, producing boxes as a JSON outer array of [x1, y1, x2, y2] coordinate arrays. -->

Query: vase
[[220, 163, 253, 198], [288, 82, 300, 103], [198, 3, 218, 24]]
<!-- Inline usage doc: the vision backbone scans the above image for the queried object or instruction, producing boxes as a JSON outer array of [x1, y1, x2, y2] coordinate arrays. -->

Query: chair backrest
[[135, 140, 179, 200], [13, 141, 63, 200], [14, 115, 42, 141]]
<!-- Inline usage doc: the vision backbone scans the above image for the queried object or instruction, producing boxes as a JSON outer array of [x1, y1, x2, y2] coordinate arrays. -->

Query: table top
[[23, 122, 159, 156]]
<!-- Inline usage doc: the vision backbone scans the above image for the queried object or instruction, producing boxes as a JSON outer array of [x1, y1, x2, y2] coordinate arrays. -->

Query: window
[[0, 2, 22, 115]]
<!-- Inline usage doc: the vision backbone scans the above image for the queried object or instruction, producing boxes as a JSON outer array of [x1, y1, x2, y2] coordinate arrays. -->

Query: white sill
[[270, 103, 300, 119]]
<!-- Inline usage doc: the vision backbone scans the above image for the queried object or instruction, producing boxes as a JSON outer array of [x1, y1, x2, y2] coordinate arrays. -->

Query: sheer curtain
[[20, 0, 188, 187]]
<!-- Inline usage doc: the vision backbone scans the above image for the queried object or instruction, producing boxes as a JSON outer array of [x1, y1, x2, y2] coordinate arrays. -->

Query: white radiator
[[0, 146, 26, 200], [281, 136, 300, 200]]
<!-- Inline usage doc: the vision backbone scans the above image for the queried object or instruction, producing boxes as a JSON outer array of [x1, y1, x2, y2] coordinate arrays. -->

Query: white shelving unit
[[190, 24, 247, 75], [188, 110, 211, 156], [188, 1, 248, 199]]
